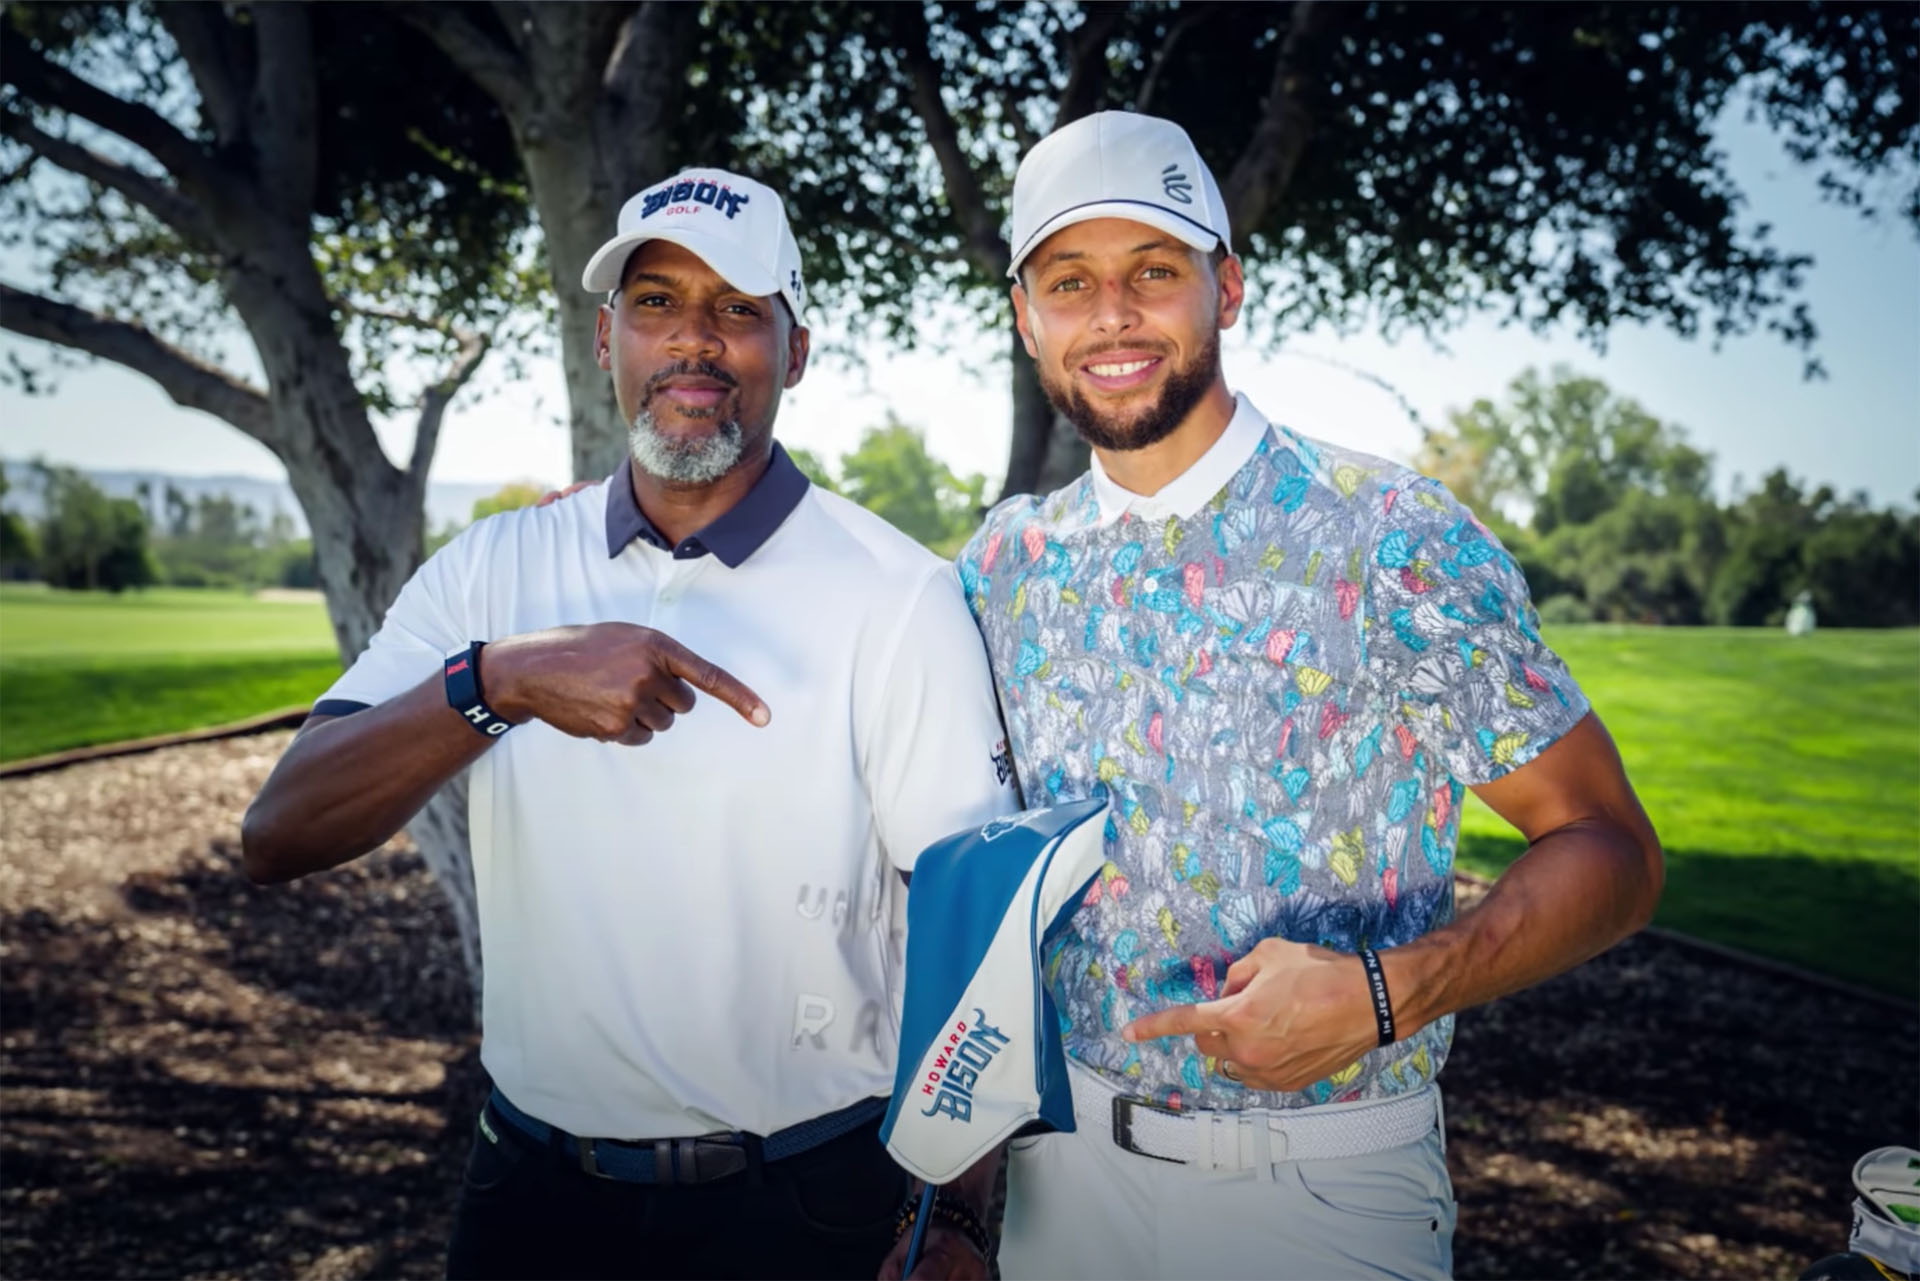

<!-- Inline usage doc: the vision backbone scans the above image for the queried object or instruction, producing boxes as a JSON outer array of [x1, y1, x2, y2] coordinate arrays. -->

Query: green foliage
[[148, 486, 311, 590], [1421, 367, 1713, 535], [1456, 625, 1920, 998], [832, 418, 988, 558], [0, 463, 39, 576], [1419, 368, 1913, 627], [26, 462, 157, 592], [1709, 472, 1920, 628], [783, 447, 841, 495], [1540, 491, 1728, 624], [744, 3, 1917, 369], [470, 483, 545, 523]]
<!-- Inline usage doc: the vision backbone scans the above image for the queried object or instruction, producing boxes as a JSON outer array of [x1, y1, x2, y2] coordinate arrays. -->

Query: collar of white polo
[[881, 798, 1110, 1185], [604, 444, 809, 565], [1088, 391, 1268, 526]]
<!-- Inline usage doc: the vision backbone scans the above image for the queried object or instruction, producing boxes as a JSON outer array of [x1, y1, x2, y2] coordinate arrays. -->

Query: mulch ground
[[2, 732, 1913, 1280]]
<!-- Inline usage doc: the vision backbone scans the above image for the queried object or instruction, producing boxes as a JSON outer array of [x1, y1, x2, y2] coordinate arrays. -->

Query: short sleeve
[[1362, 478, 1590, 785], [858, 565, 1023, 871], [316, 529, 477, 714]]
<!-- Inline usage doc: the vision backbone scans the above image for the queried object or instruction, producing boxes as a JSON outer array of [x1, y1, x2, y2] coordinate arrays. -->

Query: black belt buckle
[[1111, 1095, 1188, 1165]]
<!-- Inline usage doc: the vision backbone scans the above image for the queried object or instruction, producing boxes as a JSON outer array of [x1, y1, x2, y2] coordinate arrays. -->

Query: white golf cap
[[1007, 111, 1231, 278], [580, 167, 806, 321]]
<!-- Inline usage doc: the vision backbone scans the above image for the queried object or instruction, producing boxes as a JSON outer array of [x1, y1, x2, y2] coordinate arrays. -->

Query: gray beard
[[627, 406, 746, 486]]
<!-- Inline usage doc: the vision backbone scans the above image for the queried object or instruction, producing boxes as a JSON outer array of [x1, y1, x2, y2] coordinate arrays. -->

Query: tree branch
[[1136, 2, 1219, 117], [0, 281, 276, 448], [888, 4, 1010, 280], [0, 112, 215, 244], [1223, 0, 1325, 237], [401, 3, 535, 120], [248, 3, 318, 217], [602, 2, 694, 135], [1, 27, 223, 199], [409, 326, 489, 491], [335, 302, 464, 334], [154, 3, 248, 147], [1051, 2, 1123, 128]]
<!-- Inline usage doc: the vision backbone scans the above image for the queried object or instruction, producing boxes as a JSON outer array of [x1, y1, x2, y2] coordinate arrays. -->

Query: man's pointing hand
[[1119, 937, 1379, 1094], [482, 623, 769, 745]]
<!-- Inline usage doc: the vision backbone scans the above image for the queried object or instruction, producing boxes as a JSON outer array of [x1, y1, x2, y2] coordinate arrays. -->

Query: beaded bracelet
[[892, 1190, 992, 1261]]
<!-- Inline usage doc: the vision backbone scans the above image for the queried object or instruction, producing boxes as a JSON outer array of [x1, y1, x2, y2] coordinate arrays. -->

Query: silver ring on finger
[[1218, 1059, 1243, 1083]]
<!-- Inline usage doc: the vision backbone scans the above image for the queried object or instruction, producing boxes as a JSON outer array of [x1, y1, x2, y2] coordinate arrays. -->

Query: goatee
[[1039, 329, 1221, 454], [627, 360, 747, 486], [628, 407, 746, 486]]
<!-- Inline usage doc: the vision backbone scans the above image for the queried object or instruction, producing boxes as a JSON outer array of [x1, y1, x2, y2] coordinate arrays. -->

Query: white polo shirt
[[318, 446, 1019, 1139]]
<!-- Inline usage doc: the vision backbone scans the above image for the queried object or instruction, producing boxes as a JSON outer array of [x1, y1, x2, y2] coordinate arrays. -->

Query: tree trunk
[[223, 227, 488, 1016], [458, 4, 689, 484], [518, 133, 629, 484], [998, 327, 1088, 501]]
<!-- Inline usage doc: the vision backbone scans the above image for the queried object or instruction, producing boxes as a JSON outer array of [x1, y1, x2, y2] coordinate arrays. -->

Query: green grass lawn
[[0, 584, 339, 762], [1457, 625, 1920, 999]]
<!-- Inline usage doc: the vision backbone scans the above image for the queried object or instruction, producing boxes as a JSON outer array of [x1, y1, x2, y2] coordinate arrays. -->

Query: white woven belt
[[1069, 1065, 1440, 1170]]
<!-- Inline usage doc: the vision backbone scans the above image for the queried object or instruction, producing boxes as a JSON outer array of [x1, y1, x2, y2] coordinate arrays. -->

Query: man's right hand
[[482, 623, 769, 745]]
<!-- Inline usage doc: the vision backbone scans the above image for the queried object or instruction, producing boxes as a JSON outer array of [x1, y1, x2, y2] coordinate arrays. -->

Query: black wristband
[[444, 642, 513, 738], [1358, 946, 1395, 1046], [893, 1190, 992, 1261]]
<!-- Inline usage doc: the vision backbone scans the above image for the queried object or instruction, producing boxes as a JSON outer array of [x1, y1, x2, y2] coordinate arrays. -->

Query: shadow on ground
[[2, 839, 483, 1281], [3, 798, 1914, 1278]]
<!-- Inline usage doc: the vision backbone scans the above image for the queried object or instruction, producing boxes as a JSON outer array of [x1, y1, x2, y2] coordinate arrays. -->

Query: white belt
[[1069, 1064, 1440, 1171]]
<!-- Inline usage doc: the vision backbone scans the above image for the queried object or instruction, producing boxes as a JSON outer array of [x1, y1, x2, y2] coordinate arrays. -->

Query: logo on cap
[[918, 1009, 1012, 1122], [641, 178, 751, 221], [1160, 163, 1194, 205]]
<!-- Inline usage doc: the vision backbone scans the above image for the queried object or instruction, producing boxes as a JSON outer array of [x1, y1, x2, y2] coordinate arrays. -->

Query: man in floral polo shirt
[[958, 112, 1664, 1279]]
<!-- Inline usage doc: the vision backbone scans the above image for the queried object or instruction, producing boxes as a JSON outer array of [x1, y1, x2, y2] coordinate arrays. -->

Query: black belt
[[484, 1089, 887, 1184]]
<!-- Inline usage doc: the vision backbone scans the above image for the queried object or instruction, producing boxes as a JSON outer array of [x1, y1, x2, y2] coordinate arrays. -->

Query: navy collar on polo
[[604, 443, 810, 567]]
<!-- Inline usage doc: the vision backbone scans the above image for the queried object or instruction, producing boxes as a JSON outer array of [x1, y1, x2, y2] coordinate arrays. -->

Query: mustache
[[642, 360, 739, 398]]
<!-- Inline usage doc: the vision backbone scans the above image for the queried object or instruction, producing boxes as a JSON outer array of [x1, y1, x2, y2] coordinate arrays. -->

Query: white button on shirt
[[319, 448, 1019, 1139]]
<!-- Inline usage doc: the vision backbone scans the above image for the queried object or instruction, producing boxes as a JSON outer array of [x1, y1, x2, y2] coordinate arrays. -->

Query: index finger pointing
[[658, 640, 769, 727], [1122, 999, 1231, 1045]]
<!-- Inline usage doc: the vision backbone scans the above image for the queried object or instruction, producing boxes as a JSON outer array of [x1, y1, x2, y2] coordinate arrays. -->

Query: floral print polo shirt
[[956, 393, 1591, 1111]]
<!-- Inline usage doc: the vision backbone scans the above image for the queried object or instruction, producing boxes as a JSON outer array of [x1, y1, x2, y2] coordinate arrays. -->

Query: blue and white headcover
[[881, 798, 1108, 1184]]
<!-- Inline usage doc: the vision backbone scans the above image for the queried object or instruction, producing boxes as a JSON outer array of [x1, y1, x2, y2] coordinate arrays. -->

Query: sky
[[4, 107, 1917, 511]]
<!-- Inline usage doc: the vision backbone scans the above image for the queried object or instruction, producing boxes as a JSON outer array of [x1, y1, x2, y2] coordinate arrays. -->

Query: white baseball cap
[[580, 167, 807, 321], [1007, 111, 1232, 279]]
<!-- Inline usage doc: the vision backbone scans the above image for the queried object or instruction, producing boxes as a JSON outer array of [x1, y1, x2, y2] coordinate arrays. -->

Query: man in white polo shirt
[[954, 112, 1665, 1278], [243, 167, 1015, 1279]]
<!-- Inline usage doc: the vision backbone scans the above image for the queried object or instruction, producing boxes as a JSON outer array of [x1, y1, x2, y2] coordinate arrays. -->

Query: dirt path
[[2, 733, 1912, 1279]]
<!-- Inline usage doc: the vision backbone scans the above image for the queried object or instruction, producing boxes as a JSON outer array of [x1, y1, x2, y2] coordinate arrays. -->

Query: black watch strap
[[445, 642, 513, 737]]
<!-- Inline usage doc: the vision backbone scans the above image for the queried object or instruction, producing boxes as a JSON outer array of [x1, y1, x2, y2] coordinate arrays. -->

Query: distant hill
[[0, 464, 517, 538]]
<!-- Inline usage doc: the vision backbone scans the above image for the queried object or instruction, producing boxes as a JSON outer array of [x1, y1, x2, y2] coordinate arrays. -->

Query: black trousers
[[444, 1102, 909, 1280]]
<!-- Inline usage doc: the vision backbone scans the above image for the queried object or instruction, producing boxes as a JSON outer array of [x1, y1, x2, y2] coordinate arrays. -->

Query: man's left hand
[[877, 1223, 989, 1280], [1120, 937, 1380, 1093]]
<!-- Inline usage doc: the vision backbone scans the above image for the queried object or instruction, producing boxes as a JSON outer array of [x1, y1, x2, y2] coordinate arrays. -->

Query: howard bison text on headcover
[[882, 798, 1109, 1184]]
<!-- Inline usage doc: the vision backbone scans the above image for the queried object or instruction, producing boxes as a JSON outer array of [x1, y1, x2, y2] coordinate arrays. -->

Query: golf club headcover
[[881, 798, 1109, 1184], [1851, 1147, 1920, 1275]]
